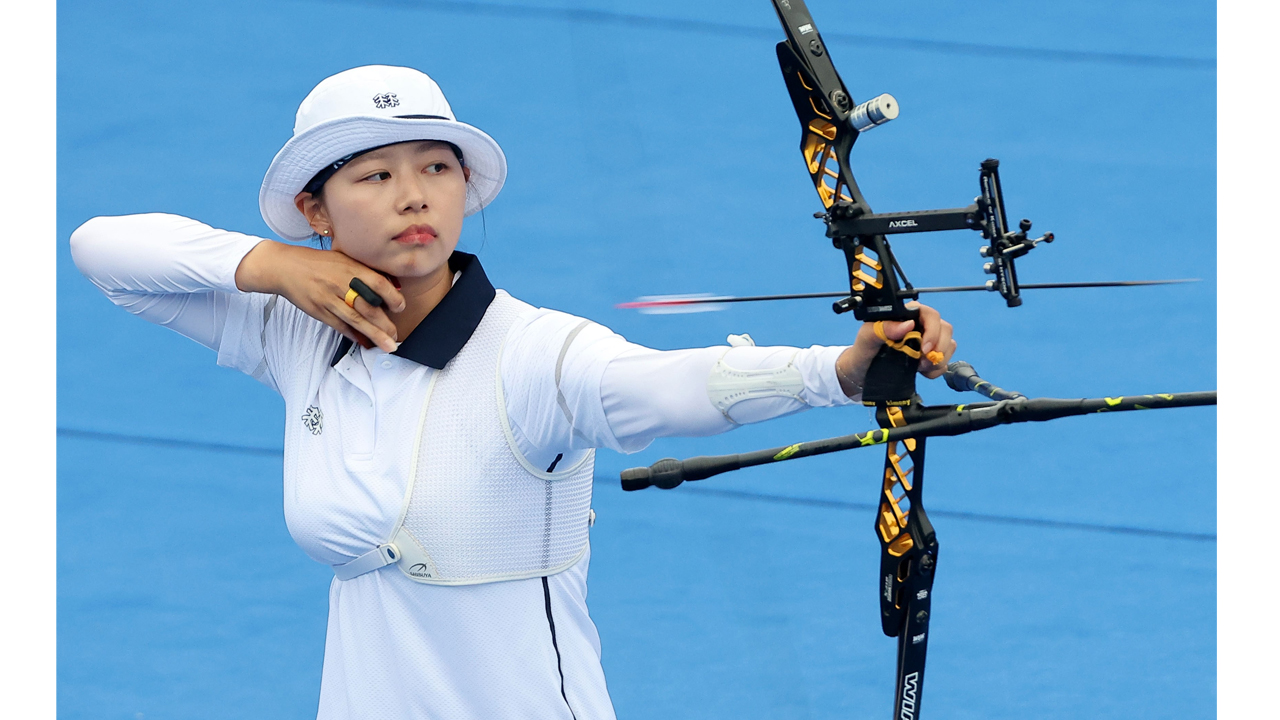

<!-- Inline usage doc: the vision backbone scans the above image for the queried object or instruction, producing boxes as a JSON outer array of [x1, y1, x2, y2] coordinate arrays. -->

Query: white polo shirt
[[70, 213, 857, 720]]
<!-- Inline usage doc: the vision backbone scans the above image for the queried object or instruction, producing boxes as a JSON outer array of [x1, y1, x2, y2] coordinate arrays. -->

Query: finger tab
[[349, 277, 384, 307]]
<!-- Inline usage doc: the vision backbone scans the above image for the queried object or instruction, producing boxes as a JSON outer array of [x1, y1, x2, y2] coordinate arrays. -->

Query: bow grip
[[861, 315, 922, 404]]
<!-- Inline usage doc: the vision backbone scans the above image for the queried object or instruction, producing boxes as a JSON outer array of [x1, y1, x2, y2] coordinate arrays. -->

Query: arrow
[[616, 279, 1199, 313]]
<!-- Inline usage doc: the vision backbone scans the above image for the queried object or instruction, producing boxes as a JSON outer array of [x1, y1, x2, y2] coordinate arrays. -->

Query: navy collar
[[329, 252, 496, 369]]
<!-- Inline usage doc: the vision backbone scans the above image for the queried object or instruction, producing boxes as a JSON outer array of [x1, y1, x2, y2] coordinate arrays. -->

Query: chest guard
[[335, 292, 596, 585]]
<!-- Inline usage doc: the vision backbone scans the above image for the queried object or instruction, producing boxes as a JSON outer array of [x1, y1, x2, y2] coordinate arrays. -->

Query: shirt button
[[381, 360, 392, 369]]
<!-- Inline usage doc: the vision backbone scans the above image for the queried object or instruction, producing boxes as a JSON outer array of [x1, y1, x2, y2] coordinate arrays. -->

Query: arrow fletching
[[617, 293, 730, 314]]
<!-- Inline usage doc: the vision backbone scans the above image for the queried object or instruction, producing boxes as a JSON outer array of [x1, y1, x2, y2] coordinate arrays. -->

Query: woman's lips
[[393, 224, 438, 244]]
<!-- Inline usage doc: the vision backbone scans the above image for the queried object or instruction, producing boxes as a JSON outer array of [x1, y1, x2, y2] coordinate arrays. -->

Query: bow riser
[[775, 38, 863, 210], [774, 36, 918, 328], [775, 3, 938, 718], [773, 1, 924, 404]]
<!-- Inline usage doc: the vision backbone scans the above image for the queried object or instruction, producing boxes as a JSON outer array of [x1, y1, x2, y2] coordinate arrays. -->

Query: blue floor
[[58, 1, 1215, 718]]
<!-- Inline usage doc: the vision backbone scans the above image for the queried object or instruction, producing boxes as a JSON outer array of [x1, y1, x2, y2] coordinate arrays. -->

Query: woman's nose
[[398, 176, 430, 212]]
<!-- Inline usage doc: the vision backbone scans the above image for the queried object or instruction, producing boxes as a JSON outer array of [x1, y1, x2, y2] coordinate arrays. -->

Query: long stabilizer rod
[[619, 390, 1216, 491]]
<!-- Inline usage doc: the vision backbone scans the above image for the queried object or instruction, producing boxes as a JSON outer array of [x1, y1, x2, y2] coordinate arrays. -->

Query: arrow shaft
[[914, 279, 1199, 294], [617, 279, 1199, 310]]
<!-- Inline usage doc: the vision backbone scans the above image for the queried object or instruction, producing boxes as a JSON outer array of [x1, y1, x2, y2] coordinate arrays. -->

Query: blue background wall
[[57, 1, 1215, 718]]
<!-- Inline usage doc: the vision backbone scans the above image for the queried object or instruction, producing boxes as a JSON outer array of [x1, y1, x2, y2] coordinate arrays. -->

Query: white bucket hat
[[259, 65, 507, 243]]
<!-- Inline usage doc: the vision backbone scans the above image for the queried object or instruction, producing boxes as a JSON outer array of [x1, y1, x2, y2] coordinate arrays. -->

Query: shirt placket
[[331, 349, 378, 459]]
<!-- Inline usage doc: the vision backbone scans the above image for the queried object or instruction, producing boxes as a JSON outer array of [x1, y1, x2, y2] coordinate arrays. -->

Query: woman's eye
[[425, 162, 448, 174], [363, 171, 391, 182]]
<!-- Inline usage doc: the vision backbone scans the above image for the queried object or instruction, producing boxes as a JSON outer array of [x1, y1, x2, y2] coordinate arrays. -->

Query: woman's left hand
[[835, 302, 957, 398]]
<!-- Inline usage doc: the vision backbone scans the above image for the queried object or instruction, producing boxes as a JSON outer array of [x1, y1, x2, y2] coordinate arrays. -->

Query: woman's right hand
[[234, 240, 406, 352]]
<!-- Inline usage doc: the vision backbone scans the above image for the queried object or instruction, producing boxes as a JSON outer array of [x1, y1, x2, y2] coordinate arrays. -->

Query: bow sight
[[774, 4, 1053, 320]]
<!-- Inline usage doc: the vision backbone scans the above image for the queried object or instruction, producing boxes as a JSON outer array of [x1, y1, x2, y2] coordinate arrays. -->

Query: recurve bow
[[618, 2, 1216, 718]]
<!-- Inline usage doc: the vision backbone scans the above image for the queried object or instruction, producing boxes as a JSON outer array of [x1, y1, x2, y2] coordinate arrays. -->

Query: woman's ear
[[294, 191, 331, 236], [463, 166, 471, 183]]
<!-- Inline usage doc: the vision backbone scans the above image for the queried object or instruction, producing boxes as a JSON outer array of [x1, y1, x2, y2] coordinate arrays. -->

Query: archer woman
[[70, 65, 957, 719]]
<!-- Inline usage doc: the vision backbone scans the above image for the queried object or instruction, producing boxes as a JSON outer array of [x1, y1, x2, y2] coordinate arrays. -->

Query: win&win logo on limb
[[899, 672, 920, 720]]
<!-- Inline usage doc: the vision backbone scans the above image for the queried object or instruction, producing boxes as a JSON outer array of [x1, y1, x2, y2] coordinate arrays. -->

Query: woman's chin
[[341, 243, 455, 281], [381, 254, 451, 281]]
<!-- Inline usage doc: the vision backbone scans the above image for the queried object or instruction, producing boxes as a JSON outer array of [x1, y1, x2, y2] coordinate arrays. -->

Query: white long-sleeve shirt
[[70, 213, 856, 720]]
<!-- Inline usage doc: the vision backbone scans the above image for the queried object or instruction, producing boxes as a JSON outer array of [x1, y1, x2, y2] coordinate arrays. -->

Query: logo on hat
[[372, 92, 400, 109]]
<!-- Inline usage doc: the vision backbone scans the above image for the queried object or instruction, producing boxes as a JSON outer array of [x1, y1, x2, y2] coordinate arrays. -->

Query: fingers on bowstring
[[335, 252, 403, 311], [358, 273, 406, 313], [349, 294, 399, 344], [321, 306, 374, 349], [332, 249, 405, 311], [331, 301, 397, 352]]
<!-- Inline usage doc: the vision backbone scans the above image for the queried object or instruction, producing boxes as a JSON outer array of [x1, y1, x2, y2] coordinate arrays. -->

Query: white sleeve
[[501, 309, 631, 471], [501, 308, 855, 459], [69, 213, 283, 388], [599, 341, 855, 453]]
